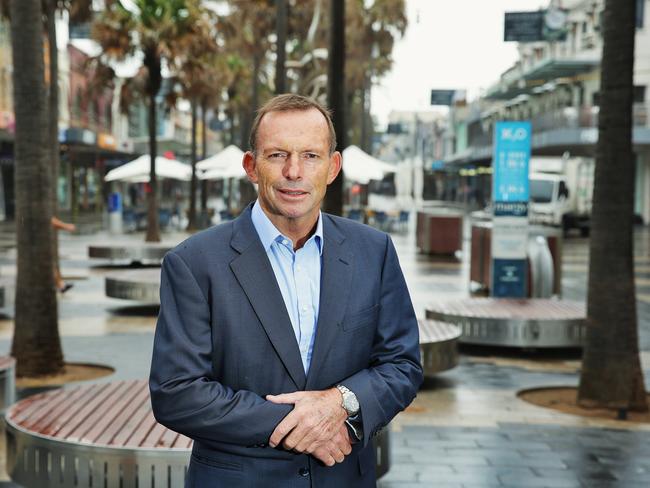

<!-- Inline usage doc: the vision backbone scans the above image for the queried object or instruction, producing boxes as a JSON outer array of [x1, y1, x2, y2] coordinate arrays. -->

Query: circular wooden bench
[[105, 269, 160, 302], [426, 298, 586, 348], [0, 355, 15, 414], [88, 242, 172, 265], [5, 380, 390, 487], [418, 319, 461, 375]]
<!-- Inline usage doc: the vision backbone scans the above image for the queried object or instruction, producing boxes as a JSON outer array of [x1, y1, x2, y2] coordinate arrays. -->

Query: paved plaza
[[0, 217, 649, 487]]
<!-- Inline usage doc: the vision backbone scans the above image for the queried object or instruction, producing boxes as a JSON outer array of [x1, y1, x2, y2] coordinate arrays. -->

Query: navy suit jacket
[[150, 206, 423, 487]]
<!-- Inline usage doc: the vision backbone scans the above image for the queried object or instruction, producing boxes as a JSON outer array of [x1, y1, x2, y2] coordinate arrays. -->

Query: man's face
[[243, 108, 341, 230]]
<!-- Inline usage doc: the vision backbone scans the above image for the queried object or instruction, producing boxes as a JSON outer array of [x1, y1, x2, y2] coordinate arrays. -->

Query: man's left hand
[[266, 388, 347, 452]]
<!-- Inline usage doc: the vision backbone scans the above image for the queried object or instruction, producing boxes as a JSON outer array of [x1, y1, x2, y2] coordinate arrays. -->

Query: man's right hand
[[310, 425, 353, 467]]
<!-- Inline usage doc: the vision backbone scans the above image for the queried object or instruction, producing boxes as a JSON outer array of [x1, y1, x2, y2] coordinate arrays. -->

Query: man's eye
[[269, 153, 287, 160], [303, 153, 319, 160]]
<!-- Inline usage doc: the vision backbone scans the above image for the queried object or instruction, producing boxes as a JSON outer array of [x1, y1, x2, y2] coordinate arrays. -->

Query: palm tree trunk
[[187, 99, 198, 231], [46, 0, 61, 283], [10, 0, 64, 377], [324, 0, 345, 216], [577, 0, 647, 411], [275, 0, 287, 94], [200, 99, 208, 216], [145, 48, 161, 242]]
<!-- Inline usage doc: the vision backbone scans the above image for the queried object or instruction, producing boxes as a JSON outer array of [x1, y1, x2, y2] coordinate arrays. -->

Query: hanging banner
[[491, 121, 531, 298]]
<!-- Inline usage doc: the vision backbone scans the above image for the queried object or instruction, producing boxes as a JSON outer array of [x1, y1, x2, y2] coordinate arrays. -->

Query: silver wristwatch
[[336, 385, 360, 417]]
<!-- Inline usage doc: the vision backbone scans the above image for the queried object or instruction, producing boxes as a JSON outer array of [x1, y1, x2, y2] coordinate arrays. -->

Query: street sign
[[504, 9, 568, 42], [491, 121, 531, 298], [430, 90, 456, 106]]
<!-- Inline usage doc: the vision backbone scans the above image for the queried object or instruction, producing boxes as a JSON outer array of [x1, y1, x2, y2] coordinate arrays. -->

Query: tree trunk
[[577, 0, 647, 411], [324, 0, 345, 216], [145, 49, 161, 242], [10, 0, 64, 377], [187, 99, 198, 231], [200, 99, 208, 215], [46, 0, 61, 284], [275, 0, 287, 94]]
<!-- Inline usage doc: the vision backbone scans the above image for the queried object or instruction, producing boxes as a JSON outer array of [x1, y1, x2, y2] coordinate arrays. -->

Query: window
[[530, 179, 554, 204], [634, 86, 646, 103]]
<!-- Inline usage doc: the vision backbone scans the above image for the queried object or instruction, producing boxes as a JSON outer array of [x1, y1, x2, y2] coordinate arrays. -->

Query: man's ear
[[327, 151, 342, 185], [243, 151, 259, 183]]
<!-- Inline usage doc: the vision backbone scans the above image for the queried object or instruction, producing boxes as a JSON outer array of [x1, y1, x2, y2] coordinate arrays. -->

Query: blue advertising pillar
[[491, 121, 531, 297]]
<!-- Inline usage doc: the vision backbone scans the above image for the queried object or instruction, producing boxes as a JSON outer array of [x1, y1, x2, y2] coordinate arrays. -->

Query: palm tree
[[275, 0, 288, 94], [577, 0, 647, 411], [9, 0, 64, 376], [45, 0, 92, 289], [323, 0, 345, 216], [92, 0, 204, 242], [173, 13, 219, 231]]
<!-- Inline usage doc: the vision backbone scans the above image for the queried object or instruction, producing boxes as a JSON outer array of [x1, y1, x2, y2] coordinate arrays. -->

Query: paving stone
[[499, 473, 580, 487]]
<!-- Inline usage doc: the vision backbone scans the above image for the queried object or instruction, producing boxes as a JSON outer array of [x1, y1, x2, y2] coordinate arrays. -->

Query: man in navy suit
[[150, 94, 423, 487]]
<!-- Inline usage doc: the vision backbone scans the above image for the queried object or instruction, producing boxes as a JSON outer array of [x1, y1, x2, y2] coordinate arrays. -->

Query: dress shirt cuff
[[345, 413, 363, 442]]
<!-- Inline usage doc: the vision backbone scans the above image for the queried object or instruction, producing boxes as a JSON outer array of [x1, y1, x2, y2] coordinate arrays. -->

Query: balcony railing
[[467, 104, 650, 149]]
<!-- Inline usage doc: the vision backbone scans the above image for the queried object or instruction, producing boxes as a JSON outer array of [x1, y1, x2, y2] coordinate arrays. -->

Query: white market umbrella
[[105, 155, 192, 182], [196, 145, 245, 172], [342, 145, 396, 184], [201, 163, 247, 180], [198, 145, 247, 180]]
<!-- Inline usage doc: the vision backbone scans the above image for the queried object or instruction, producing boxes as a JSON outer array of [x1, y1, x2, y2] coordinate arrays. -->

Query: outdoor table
[[6, 380, 390, 487], [426, 298, 586, 348]]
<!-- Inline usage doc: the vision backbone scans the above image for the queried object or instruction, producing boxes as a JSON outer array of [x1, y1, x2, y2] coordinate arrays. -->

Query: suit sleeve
[[149, 250, 292, 447], [340, 235, 424, 447]]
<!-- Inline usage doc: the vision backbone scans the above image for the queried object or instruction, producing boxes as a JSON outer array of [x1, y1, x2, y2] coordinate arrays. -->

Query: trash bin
[[108, 192, 123, 234], [528, 235, 554, 298]]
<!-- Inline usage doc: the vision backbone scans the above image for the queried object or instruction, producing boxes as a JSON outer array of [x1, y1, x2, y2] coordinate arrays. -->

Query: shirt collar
[[251, 200, 323, 255]]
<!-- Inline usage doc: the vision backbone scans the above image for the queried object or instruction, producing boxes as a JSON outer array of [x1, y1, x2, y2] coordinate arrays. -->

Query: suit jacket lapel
[[306, 215, 353, 389], [229, 208, 307, 390]]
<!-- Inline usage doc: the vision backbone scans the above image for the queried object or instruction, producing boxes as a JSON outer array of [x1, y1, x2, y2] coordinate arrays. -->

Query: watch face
[[344, 392, 360, 414]]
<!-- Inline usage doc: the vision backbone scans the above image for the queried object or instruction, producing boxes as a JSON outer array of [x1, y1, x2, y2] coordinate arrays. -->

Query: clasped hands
[[266, 388, 353, 466]]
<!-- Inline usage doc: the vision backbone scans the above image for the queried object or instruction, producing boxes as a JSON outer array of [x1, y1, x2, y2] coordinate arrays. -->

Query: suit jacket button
[[298, 467, 310, 477]]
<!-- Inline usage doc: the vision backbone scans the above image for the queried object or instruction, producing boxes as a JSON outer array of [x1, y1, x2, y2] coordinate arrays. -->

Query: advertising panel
[[491, 121, 531, 298]]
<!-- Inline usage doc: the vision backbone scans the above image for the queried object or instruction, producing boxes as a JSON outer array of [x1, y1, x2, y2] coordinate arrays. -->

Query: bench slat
[[76, 380, 144, 444], [94, 382, 150, 446], [57, 381, 127, 441]]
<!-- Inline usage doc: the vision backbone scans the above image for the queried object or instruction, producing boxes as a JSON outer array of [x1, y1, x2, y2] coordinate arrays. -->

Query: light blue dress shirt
[[251, 200, 322, 373]]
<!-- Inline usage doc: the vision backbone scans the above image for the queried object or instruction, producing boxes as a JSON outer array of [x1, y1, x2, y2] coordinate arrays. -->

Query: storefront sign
[[98, 133, 117, 150], [491, 121, 531, 298], [60, 127, 96, 146]]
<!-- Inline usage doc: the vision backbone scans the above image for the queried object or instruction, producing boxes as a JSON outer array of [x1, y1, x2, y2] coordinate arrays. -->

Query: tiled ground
[[0, 216, 649, 487]]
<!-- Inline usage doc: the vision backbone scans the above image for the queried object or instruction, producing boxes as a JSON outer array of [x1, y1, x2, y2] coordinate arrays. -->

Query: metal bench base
[[419, 320, 461, 375], [6, 425, 390, 487], [6, 425, 189, 488], [426, 299, 586, 348], [88, 244, 171, 264], [105, 270, 160, 302]]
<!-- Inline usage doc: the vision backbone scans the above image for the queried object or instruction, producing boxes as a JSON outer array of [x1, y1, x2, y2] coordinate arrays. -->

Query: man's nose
[[283, 153, 302, 180]]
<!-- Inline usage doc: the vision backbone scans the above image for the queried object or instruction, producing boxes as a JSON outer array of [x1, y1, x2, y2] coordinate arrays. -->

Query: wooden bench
[[0, 355, 15, 414], [88, 242, 173, 265], [426, 298, 586, 348], [418, 319, 461, 375], [5, 380, 390, 487], [105, 269, 160, 302]]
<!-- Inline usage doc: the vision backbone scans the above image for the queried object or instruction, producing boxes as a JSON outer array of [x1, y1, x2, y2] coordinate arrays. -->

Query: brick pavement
[[0, 220, 647, 487]]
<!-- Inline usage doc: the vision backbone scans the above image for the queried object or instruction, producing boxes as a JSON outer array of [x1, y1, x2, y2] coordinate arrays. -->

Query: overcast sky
[[371, 0, 549, 127]]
